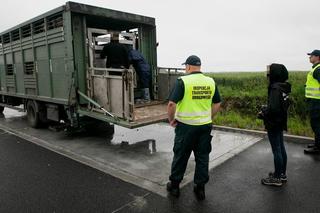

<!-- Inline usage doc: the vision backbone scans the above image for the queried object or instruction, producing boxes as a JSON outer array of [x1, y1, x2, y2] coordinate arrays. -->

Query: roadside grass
[[205, 71, 313, 137]]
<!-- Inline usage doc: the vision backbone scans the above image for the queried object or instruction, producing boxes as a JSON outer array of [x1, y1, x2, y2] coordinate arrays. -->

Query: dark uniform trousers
[[169, 122, 213, 185], [309, 100, 320, 148], [311, 114, 320, 148]]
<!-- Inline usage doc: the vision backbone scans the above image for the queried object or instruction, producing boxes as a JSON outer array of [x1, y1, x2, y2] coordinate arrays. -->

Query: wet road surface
[[0, 108, 262, 196], [1, 108, 320, 212], [0, 131, 154, 212], [1, 127, 320, 212]]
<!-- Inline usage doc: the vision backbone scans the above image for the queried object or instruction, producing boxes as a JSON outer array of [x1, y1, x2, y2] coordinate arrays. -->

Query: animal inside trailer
[[0, 2, 180, 130]]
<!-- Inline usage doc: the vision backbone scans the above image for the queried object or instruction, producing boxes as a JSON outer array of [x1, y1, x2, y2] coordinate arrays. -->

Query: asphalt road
[[0, 128, 320, 213]]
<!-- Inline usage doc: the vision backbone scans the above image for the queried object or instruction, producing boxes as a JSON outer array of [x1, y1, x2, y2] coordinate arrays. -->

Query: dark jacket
[[100, 41, 129, 69], [128, 50, 150, 74], [261, 63, 292, 131], [128, 49, 150, 88]]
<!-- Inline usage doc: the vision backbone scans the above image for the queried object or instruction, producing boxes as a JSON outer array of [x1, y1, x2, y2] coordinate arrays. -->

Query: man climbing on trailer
[[128, 45, 151, 103], [100, 33, 129, 69]]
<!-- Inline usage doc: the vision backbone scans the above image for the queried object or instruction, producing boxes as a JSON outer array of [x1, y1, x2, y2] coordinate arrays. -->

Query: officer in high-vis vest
[[166, 55, 221, 200], [304, 50, 320, 154]]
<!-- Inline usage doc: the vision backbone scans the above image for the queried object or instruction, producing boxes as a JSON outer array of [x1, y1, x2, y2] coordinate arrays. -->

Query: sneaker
[[304, 147, 320, 154], [280, 174, 287, 183], [268, 172, 287, 183], [193, 185, 205, 200], [141, 99, 151, 104], [141, 88, 151, 101], [166, 182, 180, 197], [261, 176, 282, 187]]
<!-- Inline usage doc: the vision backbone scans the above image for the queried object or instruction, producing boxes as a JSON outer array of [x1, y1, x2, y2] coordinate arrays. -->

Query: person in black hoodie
[[258, 63, 291, 187]]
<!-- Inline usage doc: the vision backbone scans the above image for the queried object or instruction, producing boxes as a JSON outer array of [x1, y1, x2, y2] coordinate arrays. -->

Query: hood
[[269, 63, 288, 84]]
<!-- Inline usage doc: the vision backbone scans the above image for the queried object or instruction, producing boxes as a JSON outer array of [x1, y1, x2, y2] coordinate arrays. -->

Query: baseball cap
[[182, 55, 201, 66], [307, 49, 320, 56]]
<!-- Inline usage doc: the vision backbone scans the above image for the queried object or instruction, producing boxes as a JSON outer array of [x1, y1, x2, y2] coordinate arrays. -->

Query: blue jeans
[[267, 130, 287, 178]]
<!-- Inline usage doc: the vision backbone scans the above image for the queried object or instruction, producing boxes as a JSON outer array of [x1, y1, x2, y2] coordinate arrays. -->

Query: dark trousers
[[310, 116, 320, 148], [267, 129, 287, 178], [136, 71, 150, 88], [169, 122, 213, 185], [308, 99, 320, 148]]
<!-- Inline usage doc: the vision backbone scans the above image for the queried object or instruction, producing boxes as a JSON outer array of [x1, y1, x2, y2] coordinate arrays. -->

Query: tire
[[27, 101, 40, 128], [0, 106, 4, 114], [38, 104, 48, 126]]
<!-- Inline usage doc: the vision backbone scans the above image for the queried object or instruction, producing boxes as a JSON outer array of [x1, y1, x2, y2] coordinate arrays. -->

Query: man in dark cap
[[304, 50, 320, 154], [100, 33, 129, 69], [166, 55, 221, 200]]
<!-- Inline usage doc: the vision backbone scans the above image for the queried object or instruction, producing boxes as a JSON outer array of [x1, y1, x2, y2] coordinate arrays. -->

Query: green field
[[205, 71, 313, 137]]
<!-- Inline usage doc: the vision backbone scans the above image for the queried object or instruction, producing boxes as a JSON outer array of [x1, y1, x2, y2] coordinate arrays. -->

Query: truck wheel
[[27, 101, 40, 128], [38, 103, 48, 126], [0, 106, 4, 114]]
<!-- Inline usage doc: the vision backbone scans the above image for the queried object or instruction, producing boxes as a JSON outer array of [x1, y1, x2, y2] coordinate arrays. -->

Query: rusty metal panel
[[134, 103, 167, 122], [78, 102, 168, 129]]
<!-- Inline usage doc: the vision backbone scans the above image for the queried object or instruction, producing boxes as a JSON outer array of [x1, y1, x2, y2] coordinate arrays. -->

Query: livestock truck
[[0, 2, 182, 131]]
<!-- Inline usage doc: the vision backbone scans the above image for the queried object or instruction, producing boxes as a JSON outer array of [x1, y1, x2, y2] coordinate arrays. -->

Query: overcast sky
[[0, 0, 318, 72]]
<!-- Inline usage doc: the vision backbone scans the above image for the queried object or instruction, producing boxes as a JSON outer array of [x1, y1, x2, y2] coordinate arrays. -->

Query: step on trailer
[[0, 1, 182, 131]]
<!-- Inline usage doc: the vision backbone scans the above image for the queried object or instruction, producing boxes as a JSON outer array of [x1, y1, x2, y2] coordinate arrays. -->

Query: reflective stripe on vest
[[175, 73, 215, 125], [305, 63, 320, 99], [176, 110, 211, 117]]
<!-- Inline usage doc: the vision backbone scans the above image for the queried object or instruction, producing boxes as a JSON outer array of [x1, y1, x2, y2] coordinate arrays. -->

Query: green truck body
[[0, 2, 179, 129]]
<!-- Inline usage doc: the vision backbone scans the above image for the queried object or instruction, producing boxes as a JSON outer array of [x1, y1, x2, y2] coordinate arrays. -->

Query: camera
[[257, 105, 267, 120]]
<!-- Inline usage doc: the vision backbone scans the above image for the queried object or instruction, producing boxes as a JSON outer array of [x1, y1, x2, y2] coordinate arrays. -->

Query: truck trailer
[[0, 2, 181, 130]]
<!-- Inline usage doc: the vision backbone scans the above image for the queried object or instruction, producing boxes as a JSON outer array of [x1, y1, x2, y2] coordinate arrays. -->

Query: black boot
[[304, 146, 320, 154], [307, 143, 316, 148], [193, 184, 205, 200], [166, 181, 180, 197]]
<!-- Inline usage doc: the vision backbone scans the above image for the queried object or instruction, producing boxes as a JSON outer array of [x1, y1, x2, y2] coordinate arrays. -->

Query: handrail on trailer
[[77, 90, 118, 121]]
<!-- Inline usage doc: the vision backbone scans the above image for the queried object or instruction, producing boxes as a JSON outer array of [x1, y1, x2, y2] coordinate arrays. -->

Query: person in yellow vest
[[304, 50, 320, 154], [166, 55, 221, 200]]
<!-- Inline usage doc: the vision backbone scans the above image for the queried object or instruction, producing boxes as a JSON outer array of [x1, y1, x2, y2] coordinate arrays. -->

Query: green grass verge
[[205, 71, 313, 137]]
